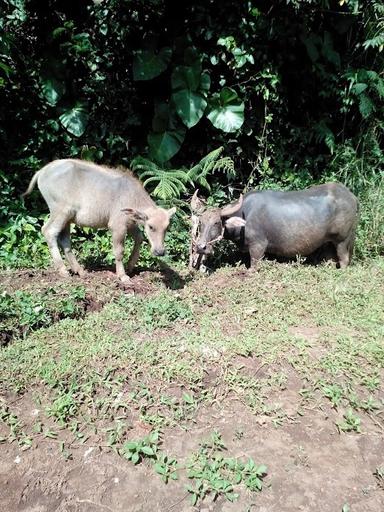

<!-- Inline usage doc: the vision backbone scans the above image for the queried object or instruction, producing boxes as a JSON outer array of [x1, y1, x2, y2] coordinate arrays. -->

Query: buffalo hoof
[[58, 268, 71, 278], [76, 267, 87, 278]]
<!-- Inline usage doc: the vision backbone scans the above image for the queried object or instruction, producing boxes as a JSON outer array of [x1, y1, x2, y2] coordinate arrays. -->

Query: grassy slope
[[0, 259, 383, 505]]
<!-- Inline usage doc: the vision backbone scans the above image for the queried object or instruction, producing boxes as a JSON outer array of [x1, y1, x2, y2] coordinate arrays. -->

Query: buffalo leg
[[111, 226, 129, 282], [335, 239, 351, 269], [248, 242, 267, 268], [58, 224, 86, 276], [42, 214, 71, 277], [126, 227, 143, 275]]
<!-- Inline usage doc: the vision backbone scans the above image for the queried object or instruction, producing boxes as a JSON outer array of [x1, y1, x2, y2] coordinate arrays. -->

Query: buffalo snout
[[196, 243, 212, 255], [153, 248, 166, 257]]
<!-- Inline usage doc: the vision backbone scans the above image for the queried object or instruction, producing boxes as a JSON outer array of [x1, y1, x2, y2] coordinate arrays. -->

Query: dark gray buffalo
[[192, 183, 358, 268]]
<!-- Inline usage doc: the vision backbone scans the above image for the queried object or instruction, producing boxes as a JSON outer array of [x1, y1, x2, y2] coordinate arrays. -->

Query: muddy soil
[[0, 266, 183, 297]]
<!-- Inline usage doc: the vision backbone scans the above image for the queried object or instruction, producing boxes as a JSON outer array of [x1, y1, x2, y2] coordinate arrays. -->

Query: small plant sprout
[[337, 409, 361, 433], [322, 383, 344, 408], [121, 430, 159, 464], [154, 454, 179, 483]]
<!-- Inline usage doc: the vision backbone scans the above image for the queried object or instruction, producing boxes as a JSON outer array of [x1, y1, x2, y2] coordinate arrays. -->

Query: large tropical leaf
[[149, 102, 186, 162], [133, 47, 172, 81], [207, 87, 244, 133], [171, 65, 201, 92], [171, 65, 210, 128], [59, 102, 89, 137], [152, 102, 174, 132], [200, 73, 211, 92], [172, 90, 207, 128], [148, 129, 186, 163], [352, 83, 368, 95], [41, 77, 66, 106]]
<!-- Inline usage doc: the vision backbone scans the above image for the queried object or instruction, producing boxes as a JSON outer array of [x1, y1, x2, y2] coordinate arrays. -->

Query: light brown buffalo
[[22, 159, 176, 282]]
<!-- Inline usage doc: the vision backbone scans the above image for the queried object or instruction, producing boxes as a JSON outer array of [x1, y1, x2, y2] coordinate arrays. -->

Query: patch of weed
[[186, 431, 267, 505], [0, 285, 87, 343], [154, 454, 179, 483], [0, 403, 32, 449], [138, 293, 192, 329], [337, 409, 362, 433], [121, 430, 160, 464]]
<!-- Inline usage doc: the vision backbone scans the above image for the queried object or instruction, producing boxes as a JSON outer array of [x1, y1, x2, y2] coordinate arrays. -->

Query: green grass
[[0, 259, 383, 505], [0, 285, 87, 342]]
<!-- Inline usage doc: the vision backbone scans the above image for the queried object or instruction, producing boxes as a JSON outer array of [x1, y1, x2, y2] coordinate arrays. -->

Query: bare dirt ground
[[1, 399, 383, 512], [1, 265, 383, 512]]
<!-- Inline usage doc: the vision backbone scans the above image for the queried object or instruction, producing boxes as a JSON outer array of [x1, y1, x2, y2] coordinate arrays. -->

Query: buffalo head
[[191, 191, 245, 255]]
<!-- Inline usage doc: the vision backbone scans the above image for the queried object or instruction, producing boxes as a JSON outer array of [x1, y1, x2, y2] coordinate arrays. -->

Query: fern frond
[[129, 148, 234, 200], [187, 147, 224, 181], [374, 77, 384, 98], [359, 94, 376, 118], [131, 156, 160, 174], [363, 33, 384, 50], [186, 146, 235, 189], [314, 121, 335, 154], [130, 155, 189, 199]]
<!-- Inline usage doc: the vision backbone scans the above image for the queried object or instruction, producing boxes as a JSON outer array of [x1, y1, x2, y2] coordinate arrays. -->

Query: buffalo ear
[[191, 189, 206, 213], [224, 217, 246, 229], [168, 206, 176, 218], [121, 208, 148, 224]]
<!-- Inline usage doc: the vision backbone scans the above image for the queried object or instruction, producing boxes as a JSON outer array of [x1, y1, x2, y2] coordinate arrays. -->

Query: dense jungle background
[[0, 0, 383, 268]]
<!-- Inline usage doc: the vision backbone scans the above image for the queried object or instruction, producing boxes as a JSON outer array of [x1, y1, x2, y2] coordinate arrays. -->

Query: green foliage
[[0, 406, 32, 449], [321, 382, 344, 408], [363, 1, 384, 50], [207, 87, 245, 133], [46, 388, 80, 425], [186, 431, 267, 505], [154, 454, 179, 483], [121, 430, 160, 464], [326, 135, 384, 259], [355, 178, 384, 259], [345, 69, 384, 120], [187, 146, 235, 191], [133, 46, 172, 81], [148, 102, 186, 163], [0, 214, 50, 268], [138, 293, 192, 329], [171, 62, 210, 128], [0, 0, 383, 266], [132, 156, 189, 199], [40, 76, 66, 106], [337, 409, 362, 433], [59, 102, 89, 137], [0, 285, 87, 343], [131, 146, 235, 200]]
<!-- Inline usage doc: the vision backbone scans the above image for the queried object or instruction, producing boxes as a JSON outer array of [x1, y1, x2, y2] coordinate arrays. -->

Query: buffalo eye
[[149, 225, 156, 232], [214, 223, 222, 236]]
